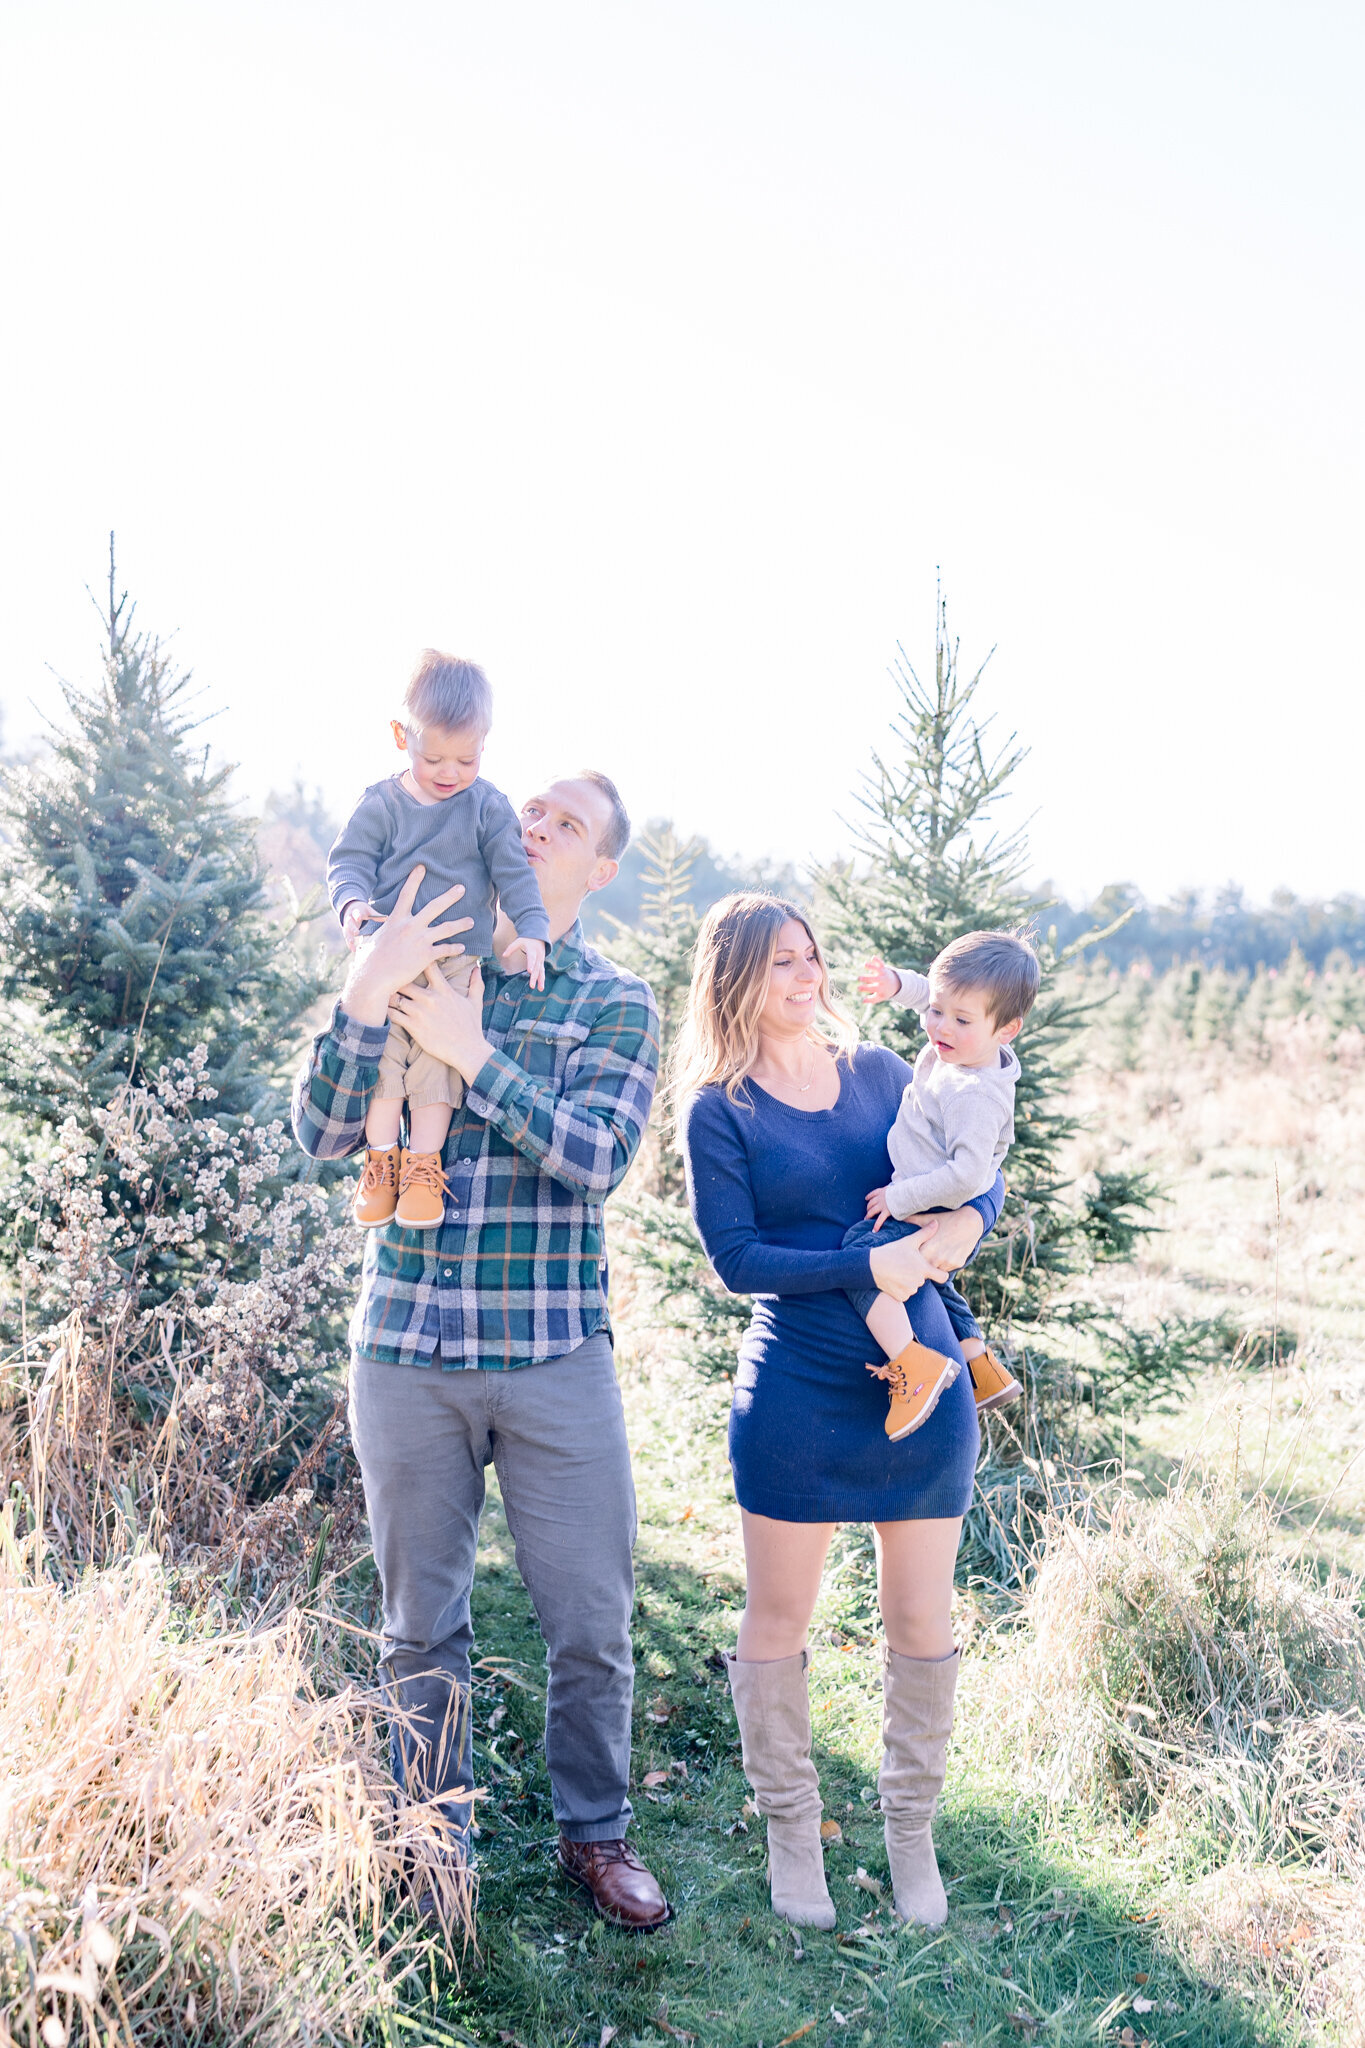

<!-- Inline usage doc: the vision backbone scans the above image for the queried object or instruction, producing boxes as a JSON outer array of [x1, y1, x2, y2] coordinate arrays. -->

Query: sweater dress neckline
[[747, 1058, 845, 1119]]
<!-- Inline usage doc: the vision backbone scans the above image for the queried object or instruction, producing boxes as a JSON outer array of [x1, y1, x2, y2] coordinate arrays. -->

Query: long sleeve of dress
[[682, 1089, 876, 1297]]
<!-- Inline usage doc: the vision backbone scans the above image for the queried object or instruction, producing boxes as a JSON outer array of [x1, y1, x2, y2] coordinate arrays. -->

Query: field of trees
[[1, 577, 1361, 2047]]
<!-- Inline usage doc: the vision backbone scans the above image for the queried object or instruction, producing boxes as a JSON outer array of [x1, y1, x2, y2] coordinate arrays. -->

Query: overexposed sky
[[1, 1, 1360, 904]]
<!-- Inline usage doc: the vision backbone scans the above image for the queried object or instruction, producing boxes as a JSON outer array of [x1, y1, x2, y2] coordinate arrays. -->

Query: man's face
[[519, 778, 618, 912]]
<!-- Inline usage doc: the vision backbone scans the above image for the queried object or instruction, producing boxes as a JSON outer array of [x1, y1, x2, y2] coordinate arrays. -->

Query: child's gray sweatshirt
[[882, 967, 1020, 1218], [326, 774, 550, 960]]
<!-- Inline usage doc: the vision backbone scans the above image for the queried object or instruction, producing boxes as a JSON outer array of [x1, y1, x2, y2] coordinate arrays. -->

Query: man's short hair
[[932, 928, 1040, 1027], [403, 650, 493, 738], [575, 768, 631, 862]]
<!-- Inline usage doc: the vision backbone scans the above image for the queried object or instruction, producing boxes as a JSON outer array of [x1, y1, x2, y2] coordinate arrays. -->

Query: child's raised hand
[[865, 1184, 893, 1230], [504, 935, 546, 991], [342, 900, 385, 952], [858, 956, 901, 1005]]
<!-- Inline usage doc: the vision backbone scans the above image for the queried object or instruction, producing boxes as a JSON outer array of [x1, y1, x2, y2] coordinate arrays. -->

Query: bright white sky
[[1, 1, 1360, 904]]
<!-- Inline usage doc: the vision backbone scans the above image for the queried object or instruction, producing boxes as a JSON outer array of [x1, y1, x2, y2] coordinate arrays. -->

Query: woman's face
[[758, 919, 822, 1037]]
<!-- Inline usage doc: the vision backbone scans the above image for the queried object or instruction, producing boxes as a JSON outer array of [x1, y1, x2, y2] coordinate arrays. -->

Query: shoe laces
[[362, 1147, 400, 1193], [573, 1838, 638, 1870], [402, 1151, 450, 1198]]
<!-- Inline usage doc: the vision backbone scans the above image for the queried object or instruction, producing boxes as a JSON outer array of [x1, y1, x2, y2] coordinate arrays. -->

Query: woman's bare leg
[[735, 1510, 836, 1661], [872, 1517, 962, 1658]]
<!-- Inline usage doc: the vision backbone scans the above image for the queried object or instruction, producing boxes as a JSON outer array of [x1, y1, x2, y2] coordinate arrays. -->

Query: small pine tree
[[0, 545, 326, 1126], [816, 595, 1093, 1335], [600, 824, 704, 1200]]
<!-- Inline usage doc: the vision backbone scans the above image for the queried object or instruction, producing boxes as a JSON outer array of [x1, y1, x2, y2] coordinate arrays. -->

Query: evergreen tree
[[600, 824, 703, 1199], [0, 545, 327, 1126]]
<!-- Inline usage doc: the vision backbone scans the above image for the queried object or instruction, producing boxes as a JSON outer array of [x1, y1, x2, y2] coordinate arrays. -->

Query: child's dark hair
[[403, 650, 493, 737], [933, 929, 1040, 1028]]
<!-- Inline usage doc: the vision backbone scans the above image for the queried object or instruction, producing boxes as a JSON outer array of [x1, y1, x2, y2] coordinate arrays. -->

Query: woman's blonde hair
[[669, 892, 859, 1112]]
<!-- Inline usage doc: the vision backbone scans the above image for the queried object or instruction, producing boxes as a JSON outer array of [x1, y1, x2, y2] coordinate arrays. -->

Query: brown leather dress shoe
[[558, 1835, 670, 1930]]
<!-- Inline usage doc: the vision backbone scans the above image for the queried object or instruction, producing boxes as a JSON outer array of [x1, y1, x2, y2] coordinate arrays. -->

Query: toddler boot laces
[[354, 1143, 401, 1228], [868, 1337, 959, 1441], [395, 1149, 450, 1231]]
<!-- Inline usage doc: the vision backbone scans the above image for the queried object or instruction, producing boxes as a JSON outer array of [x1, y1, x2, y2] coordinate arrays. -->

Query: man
[[292, 769, 669, 1931]]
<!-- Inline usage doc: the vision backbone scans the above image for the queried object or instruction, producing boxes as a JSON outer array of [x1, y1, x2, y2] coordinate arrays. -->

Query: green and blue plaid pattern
[[292, 923, 660, 1368]]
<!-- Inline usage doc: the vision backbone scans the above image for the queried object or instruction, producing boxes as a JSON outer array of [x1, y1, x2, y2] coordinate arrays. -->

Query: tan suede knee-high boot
[[879, 1646, 960, 1926], [725, 1651, 837, 1930]]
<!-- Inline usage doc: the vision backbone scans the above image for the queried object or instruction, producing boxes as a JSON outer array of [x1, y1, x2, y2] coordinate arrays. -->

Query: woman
[[676, 894, 1003, 1932]]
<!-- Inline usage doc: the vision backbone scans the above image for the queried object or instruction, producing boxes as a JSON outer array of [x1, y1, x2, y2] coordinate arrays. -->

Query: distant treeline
[[251, 786, 1358, 974], [1044, 882, 1365, 972]]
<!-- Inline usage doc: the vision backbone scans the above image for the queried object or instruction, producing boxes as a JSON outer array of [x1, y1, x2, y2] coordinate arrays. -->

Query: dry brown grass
[[0, 1520, 471, 2048]]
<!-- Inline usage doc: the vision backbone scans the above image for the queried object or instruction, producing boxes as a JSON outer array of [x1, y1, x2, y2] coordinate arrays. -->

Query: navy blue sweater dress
[[680, 1045, 1004, 1524]]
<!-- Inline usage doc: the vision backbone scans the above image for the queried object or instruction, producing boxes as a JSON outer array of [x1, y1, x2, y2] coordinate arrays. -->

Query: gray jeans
[[347, 1332, 637, 1845]]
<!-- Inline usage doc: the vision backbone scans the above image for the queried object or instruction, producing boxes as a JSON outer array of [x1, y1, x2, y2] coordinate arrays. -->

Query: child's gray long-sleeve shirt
[[326, 775, 550, 960], [882, 967, 1019, 1217]]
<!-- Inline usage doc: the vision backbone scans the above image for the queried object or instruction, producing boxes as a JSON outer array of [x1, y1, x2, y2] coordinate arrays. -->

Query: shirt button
[[442, 1267, 453, 1279]]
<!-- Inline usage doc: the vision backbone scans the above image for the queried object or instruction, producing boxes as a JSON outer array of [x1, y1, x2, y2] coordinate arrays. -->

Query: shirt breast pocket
[[517, 1015, 591, 1081]]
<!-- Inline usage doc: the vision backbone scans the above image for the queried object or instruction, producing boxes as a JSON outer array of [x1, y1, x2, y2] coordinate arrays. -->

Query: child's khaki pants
[[377, 955, 481, 1112]]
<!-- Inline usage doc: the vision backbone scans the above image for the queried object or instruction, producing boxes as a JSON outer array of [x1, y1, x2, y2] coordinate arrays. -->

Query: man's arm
[[291, 1004, 389, 1161], [291, 867, 474, 1160]]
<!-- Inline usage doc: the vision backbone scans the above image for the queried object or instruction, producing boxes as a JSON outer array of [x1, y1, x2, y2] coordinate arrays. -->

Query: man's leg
[[348, 1354, 491, 1853], [489, 1332, 636, 1837], [488, 1333, 667, 1927]]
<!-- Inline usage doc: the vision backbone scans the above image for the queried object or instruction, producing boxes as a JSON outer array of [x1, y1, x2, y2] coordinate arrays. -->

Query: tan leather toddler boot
[[868, 1338, 959, 1440], [967, 1346, 1022, 1412], [353, 1144, 401, 1227], [395, 1150, 449, 1230]]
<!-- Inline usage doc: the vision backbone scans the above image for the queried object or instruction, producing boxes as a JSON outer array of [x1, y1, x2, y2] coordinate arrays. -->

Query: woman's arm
[[682, 1092, 948, 1299]]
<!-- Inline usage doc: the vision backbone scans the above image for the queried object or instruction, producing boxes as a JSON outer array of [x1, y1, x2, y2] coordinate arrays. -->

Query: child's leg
[[935, 1278, 985, 1361], [409, 1102, 454, 1154], [865, 1292, 915, 1363], [366, 1096, 404, 1149]]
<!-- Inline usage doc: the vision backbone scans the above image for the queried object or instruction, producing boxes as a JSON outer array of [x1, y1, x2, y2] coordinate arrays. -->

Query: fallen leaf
[[1133, 1997, 1155, 2014], [724, 1818, 748, 1835], [742, 1797, 759, 1818], [1118, 2031, 1137, 2048], [1133, 1972, 1149, 1985], [671, 1759, 689, 1779], [1007, 2013, 1040, 2039], [643, 1770, 669, 1788], [652, 2008, 696, 2043], [820, 1819, 843, 1842], [848, 1866, 884, 1899], [599, 2029, 618, 2048], [775, 2026, 817, 2046]]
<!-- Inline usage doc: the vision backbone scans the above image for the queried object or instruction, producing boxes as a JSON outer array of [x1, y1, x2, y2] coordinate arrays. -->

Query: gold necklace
[[796, 1041, 818, 1092]]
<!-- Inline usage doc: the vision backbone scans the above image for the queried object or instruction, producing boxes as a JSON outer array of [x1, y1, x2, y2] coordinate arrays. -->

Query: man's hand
[[340, 868, 474, 1027], [341, 900, 384, 953], [905, 1204, 985, 1273], [865, 1184, 894, 1230], [390, 962, 493, 1087], [858, 956, 901, 1005], [502, 934, 546, 991]]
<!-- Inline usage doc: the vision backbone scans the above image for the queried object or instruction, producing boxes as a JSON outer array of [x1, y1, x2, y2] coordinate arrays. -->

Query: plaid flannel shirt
[[292, 922, 659, 1368]]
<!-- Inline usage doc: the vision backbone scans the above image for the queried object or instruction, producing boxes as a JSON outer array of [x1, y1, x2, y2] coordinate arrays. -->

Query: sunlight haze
[[1, 0, 1359, 904]]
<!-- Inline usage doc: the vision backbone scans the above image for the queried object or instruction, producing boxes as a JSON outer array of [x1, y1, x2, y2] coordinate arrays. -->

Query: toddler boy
[[327, 650, 550, 1230], [844, 929, 1039, 1440]]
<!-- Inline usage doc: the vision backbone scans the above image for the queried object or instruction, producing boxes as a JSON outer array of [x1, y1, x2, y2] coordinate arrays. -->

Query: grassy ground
[[403, 1363, 1302, 2048]]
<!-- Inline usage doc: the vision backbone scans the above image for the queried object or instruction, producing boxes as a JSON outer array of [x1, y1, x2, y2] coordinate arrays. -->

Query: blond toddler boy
[[326, 650, 550, 1231], [845, 928, 1040, 1439]]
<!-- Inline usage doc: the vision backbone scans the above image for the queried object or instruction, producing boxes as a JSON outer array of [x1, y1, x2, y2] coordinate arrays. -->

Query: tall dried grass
[[974, 1466, 1365, 1877], [0, 1519, 470, 2048]]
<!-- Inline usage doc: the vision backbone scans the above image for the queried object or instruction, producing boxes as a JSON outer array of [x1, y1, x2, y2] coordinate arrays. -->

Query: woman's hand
[[858, 956, 901, 1005], [868, 1222, 951, 1302], [904, 1204, 985, 1273], [340, 868, 474, 1026], [390, 962, 492, 1085]]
